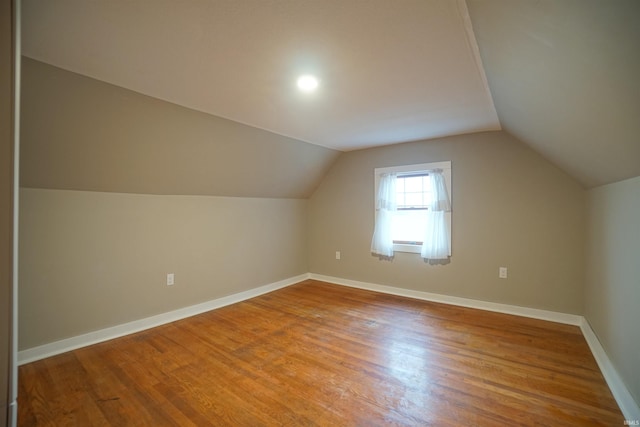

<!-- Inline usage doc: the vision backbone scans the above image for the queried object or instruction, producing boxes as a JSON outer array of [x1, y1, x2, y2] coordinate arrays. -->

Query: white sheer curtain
[[371, 173, 397, 257], [421, 170, 451, 260]]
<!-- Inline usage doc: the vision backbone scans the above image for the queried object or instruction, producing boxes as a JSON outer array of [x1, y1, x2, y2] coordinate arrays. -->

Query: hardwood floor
[[18, 279, 623, 426]]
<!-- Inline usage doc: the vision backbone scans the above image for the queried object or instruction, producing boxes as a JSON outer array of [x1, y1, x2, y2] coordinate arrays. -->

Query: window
[[372, 161, 452, 257], [394, 174, 433, 245]]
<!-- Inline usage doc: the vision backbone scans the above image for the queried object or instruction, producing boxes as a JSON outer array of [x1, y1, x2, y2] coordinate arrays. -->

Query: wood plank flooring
[[18, 279, 623, 426]]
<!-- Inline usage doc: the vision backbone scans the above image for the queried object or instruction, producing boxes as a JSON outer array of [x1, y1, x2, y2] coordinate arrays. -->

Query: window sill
[[393, 243, 422, 254], [393, 243, 452, 257]]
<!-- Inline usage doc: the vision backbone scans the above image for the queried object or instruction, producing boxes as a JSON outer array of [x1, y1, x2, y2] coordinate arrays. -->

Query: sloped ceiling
[[21, 0, 499, 151], [20, 0, 640, 189], [467, 0, 640, 188], [20, 58, 340, 199]]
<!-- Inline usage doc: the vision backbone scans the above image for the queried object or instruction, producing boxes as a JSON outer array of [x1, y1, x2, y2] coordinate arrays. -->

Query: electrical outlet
[[499, 267, 508, 279], [335, 251, 341, 260], [167, 273, 175, 286]]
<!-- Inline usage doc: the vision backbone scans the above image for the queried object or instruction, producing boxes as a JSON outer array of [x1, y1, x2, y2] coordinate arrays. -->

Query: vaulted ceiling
[[466, 0, 640, 188], [21, 0, 640, 189]]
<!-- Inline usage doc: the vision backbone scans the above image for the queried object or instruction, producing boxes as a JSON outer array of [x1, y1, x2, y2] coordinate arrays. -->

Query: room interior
[[3, 0, 640, 425]]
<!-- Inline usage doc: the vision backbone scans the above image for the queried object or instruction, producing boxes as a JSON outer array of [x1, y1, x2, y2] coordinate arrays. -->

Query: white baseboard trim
[[580, 318, 640, 421], [309, 273, 582, 325], [18, 273, 310, 365], [311, 273, 639, 420], [19, 271, 638, 421]]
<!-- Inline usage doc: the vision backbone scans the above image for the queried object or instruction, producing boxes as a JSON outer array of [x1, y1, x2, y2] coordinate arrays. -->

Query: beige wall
[[308, 131, 586, 314], [20, 57, 339, 198], [19, 188, 307, 350], [585, 176, 640, 405], [18, 57, 321, 351]]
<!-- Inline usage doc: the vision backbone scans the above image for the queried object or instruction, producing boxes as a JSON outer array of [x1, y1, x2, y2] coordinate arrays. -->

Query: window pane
[[403, 176, 423, 193], [404, 192, 424, 207], [392, 210, 427, 243]]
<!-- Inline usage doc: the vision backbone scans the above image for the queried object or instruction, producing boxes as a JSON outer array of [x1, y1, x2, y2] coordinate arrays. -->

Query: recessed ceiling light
[[297, 75, 319, 92]]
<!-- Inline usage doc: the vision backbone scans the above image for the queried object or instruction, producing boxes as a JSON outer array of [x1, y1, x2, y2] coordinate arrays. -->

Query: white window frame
[[374, 161, 452, 255]]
